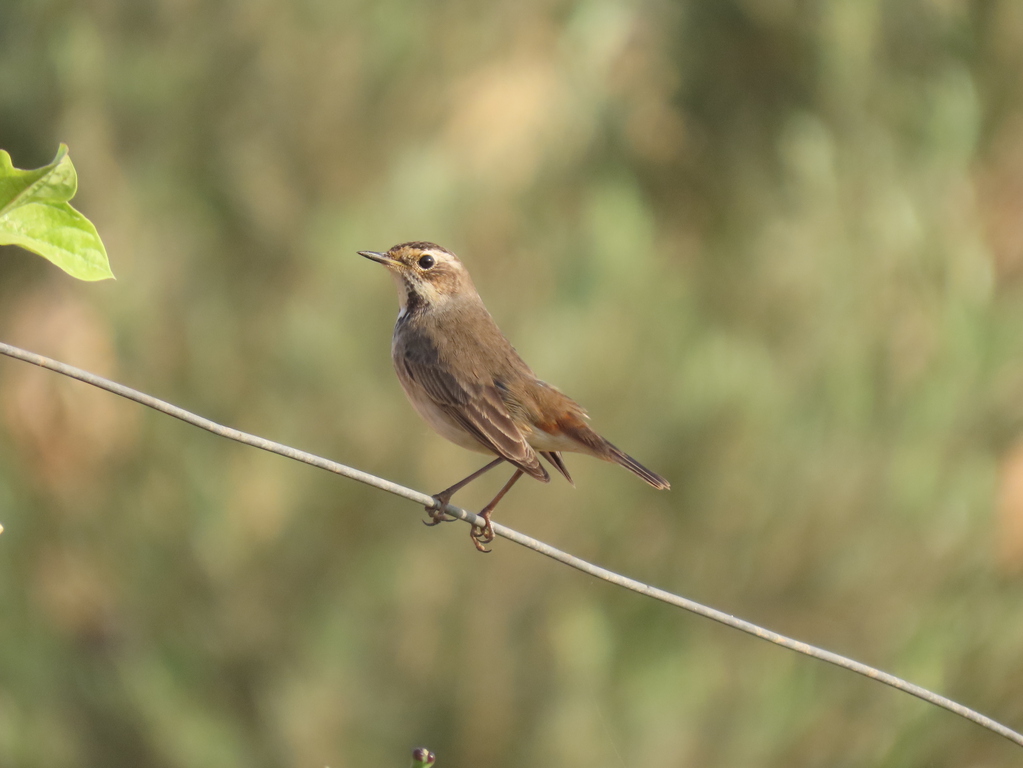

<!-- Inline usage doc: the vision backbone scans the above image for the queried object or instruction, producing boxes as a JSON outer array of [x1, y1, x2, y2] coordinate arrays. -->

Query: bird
[[359, 242, 669, 551]]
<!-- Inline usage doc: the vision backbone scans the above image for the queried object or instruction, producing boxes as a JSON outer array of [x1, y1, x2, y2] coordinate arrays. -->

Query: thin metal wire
[[1, 339, 1020, 749]]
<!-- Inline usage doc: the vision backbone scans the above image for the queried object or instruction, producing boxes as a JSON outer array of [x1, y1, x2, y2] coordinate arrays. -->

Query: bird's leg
[[471, 468, 524, 553], [425, 457, 505, 526]]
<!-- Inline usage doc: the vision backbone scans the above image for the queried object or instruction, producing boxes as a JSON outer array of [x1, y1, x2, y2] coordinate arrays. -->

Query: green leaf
[[0, 144, 114, 281]]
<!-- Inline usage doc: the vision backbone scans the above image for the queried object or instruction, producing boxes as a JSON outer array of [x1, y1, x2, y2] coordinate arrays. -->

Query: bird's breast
[[391, 326, 493, 455]]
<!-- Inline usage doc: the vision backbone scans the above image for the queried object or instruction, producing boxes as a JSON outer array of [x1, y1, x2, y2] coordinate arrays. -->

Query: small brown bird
[[360, 242, 669, 551]]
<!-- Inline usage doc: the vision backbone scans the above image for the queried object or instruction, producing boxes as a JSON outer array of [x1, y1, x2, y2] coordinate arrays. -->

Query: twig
[[1, 339, 1020, 749]]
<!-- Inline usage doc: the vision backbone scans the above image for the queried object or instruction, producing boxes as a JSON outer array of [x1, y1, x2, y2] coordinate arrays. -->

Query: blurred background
[[1, 0, 1023, 765]]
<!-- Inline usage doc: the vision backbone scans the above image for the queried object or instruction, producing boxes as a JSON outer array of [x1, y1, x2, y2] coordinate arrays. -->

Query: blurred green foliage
[[2, 1, 1023, 766]]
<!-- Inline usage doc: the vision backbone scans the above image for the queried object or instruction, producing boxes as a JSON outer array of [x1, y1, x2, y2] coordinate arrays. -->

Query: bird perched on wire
[[359, 242, 669, 551]]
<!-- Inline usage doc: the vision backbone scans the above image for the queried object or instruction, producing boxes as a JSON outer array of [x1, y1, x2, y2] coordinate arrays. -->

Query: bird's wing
[[400, 350, 548, 482], [540, 451, 574, 486]]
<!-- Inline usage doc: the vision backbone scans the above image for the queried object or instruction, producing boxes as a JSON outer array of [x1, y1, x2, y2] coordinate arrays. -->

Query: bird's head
[[359, 242, 476, 314]]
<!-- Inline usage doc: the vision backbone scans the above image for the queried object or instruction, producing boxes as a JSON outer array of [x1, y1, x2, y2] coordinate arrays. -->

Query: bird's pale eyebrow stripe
[[393, 241, 453, 255]]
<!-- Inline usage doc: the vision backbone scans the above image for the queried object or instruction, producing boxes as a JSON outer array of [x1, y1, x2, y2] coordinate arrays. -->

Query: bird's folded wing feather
[[401, 354, 548, 481]]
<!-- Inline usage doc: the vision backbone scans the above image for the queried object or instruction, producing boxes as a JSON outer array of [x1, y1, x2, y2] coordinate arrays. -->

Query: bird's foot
[[470, 510, 495, 553], [423, 494, 456, 527]]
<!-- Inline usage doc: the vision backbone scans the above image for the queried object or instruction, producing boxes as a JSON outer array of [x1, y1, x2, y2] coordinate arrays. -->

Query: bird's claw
[[423, 494, 495, 554], [470, 512, 495, 553], [423, 496, 456, 527]]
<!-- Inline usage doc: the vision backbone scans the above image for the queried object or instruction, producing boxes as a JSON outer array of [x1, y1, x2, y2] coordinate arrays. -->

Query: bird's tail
[[552, 411, 670, 490], [605, 442, 670, 490]]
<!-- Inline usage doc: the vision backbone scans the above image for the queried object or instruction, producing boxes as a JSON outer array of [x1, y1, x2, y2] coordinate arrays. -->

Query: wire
[[1, 340, 1020, 749]]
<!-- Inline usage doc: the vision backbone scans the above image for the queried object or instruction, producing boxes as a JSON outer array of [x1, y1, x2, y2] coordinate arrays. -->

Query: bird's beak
[[358, 250, 398, 267]]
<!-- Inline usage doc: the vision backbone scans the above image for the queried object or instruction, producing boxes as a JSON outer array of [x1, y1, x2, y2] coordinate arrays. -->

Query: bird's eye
[[417, 254, 435, 269]]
